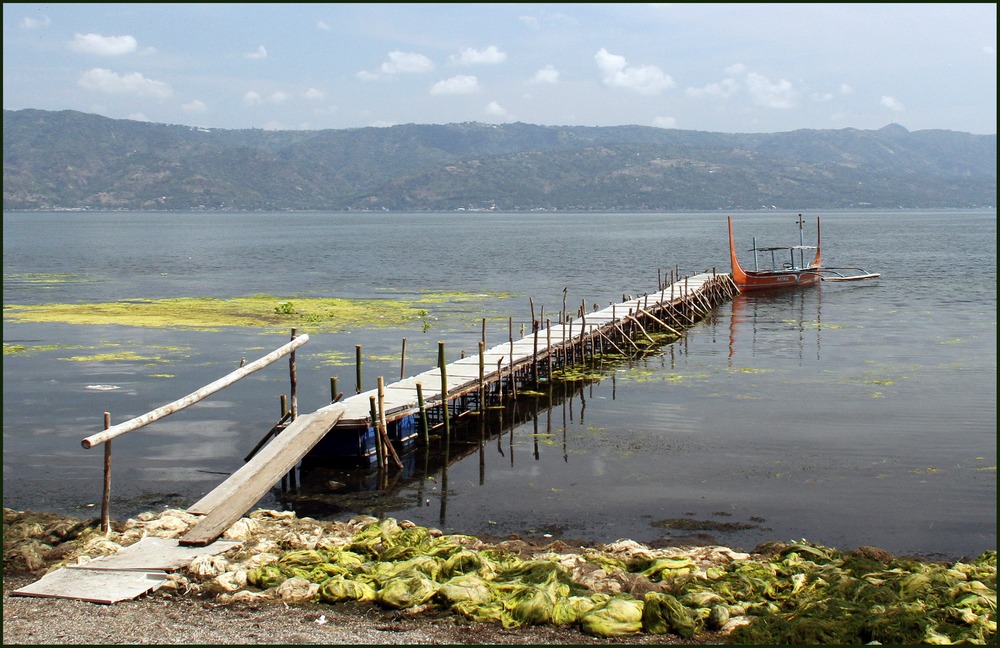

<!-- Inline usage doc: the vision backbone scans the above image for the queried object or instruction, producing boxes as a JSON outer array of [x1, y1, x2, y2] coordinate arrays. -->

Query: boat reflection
[[727, 284, 824, 366]]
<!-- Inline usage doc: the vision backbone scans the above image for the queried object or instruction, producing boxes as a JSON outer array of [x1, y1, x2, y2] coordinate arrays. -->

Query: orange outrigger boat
[[728, 214, 880, 291]]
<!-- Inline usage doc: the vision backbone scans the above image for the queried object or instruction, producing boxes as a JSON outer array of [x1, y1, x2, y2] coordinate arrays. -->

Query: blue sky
[[3, 3, 996, 134]]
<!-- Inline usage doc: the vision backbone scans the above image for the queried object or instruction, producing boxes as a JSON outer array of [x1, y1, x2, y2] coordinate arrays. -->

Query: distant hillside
[[3, 109, 995, 211]]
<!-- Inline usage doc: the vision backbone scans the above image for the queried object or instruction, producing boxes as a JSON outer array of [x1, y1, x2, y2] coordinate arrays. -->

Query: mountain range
[[3, 108, 995, 212]]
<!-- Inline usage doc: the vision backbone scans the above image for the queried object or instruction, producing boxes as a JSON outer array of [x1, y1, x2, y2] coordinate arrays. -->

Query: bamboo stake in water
[[369, 396, 384, 468], [400, 338, 407, 381], [416, 382, 429, 446], [377, 376, 403, 469], [438, 342, 450, 452], [101, 411, 111, 534], [356, 345, 363, 394], [479, 341, 486, 414]]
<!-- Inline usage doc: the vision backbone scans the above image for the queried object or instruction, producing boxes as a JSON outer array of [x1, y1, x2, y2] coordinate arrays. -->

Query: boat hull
[[732, 270, 822, 291]]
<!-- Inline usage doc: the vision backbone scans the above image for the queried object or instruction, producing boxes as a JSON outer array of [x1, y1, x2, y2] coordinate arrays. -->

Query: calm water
[[3, 210, 996, 560]]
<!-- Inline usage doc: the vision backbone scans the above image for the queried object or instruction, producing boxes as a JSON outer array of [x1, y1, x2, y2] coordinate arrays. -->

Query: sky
[[3, 3, 996, 135]]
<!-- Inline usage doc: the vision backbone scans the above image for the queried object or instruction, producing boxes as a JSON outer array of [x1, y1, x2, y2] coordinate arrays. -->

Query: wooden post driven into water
[[101, 411, 111, 534], [438, 342, 450, 451]]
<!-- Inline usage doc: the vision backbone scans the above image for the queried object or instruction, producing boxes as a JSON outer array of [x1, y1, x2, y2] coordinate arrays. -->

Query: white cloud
[[430, 75, 479, 95], [652, 116, 677, 129], [686, 78, 739, 99], [316, 20, 330, 31], [745, 72, 796, 109], [243, 91, 262, 105], [594, 48, 674, 96], [530, 65, 559, 84], [451, 46, 506, 66], [245, 45, 267, 60], [485, 101, 511, 119], [840, 83, 854, 95], [303, 88, 325, 100], [880, 95, 906, 112], [127, 112, 149, 122], [268, 91, 289, 104], [687, 67, 797, 109], [359, 51, 434, 80], [77, 68, 172, 98], [20, 15, 51, 29], [181, 99, 207, 113], [70, 33, 138, 56]]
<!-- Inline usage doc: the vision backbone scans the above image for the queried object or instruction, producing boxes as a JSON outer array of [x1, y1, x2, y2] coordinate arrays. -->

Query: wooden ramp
[[11, 536, 240, 604], [178, 405, 346, 547]]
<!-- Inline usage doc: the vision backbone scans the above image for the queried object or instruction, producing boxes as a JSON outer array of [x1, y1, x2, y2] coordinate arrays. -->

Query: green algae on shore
[[4, 508, 994, 644]]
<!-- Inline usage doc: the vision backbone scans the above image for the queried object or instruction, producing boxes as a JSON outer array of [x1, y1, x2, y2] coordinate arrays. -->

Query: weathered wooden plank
[[180, 406, 345, 546], [12, 567, 168, 604], [64, 536, 241, 572]]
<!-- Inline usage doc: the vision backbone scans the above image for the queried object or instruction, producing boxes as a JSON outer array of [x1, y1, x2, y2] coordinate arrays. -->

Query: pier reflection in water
[[287, 373, 607, 532]]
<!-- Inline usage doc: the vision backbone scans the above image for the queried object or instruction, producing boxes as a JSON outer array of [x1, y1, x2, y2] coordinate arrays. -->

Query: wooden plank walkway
[[178, 406, 345, 546]]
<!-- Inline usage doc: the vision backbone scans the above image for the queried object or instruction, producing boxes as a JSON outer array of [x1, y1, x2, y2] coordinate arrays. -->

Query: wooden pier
[[177, 270, 738, 546]]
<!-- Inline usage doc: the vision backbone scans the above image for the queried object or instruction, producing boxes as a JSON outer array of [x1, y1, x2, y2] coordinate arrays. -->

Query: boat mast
[[797, 213, 805, 268]]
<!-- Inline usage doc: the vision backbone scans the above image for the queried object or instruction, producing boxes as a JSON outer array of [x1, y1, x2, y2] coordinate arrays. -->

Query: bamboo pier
[[75, 268, 739, 547], [310, 270, 740, 466]]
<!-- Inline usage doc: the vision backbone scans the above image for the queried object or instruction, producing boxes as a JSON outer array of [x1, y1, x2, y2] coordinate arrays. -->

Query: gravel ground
[[2, 573, 723, 645]]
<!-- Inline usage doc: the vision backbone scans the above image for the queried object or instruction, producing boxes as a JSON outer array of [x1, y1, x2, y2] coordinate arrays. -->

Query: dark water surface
[[3, 210, 995, 560]]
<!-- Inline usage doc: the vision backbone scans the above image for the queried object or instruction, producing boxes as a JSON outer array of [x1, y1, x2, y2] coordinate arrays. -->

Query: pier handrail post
[[289, 329, 298, 421], [101, 412, 111, 535], [81, 334, 310, 449], [416, 383, 429, 446]]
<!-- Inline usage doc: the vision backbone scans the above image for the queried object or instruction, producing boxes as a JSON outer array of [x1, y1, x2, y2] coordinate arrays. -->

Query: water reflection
[[728, 287, 824, 365]]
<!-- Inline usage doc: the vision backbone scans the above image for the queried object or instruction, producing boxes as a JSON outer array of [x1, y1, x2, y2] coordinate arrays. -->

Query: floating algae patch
[[3, 342, 88, 356], [2, 295, 440, 332], [60, 350, 172, 364]]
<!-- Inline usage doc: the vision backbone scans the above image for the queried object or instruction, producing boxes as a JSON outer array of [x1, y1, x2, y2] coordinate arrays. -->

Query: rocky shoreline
[[3, 507, 996, 645]]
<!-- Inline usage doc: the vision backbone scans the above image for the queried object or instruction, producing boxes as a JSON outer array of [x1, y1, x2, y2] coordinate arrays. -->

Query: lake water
[[2, 209, 996, 561]]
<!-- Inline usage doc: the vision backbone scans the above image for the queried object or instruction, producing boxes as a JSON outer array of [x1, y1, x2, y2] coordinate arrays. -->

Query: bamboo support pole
[[479, 341, 486, 414], [101, 412, 111, 534], [438, 342, 450, 450], [82, 334, 309, 449], [289, 329, 298, 420], [377, 376, 403, 469], [626, 313, 656, 344], [416, 383, 429, 445], [400, 338, 407, 381], [637, 307, 684, 337], [369, 396, 384, 468], [546, 319, 552, 383]]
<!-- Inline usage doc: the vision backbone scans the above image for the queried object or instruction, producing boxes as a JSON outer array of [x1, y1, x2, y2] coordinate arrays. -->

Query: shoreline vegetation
[[3, 507, 995, 645]]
